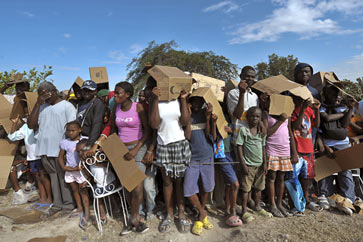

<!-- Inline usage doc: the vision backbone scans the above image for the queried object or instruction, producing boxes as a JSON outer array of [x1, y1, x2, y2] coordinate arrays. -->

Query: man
[[28, 81, 76, 217], [227, 66, 259, 144], [0, 73, 30, 97]]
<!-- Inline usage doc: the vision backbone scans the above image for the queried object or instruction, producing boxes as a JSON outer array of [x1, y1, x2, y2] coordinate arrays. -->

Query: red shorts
[[299, 153, 315, 179]]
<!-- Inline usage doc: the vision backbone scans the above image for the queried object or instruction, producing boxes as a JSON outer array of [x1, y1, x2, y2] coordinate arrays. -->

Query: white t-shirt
[[157, 99, 185, 145], [227, 87, 259, 144], [8, 123, 39, 161], [36, 100, 76, 157]]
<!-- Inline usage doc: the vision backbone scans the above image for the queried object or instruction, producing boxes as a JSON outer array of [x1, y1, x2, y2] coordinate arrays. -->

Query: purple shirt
[[60, 139, 80, 168]]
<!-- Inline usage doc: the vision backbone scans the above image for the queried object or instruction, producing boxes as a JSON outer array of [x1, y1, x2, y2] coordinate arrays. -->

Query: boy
[[236, 107, 272, 223], [317, 85, 355, 215], [184, 96, 216, 235], [291, 96, 321, 212]]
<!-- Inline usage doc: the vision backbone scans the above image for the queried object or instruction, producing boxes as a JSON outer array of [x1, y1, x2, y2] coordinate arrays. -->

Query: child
[[58, 121, 90, 229], [214, 124, 241, 226], [317, 85, 355, 215], [184, 96, 216, 235], [261, 94, 298, 217], [236, 107, 272, 223], [291, 96, 321, 212], [8, 109, 52, 208]]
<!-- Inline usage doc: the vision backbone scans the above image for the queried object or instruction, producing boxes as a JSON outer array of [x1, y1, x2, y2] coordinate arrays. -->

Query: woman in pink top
[[261, 95, 298, 218], [99, 82, 151, 234]]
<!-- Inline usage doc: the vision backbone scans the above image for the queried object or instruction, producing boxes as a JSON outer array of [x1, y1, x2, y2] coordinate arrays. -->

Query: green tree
[[341, 77, 363, 101], [255, 53, 299, 80], [0, 65, 53, 94], [126, 41, 239, 93]]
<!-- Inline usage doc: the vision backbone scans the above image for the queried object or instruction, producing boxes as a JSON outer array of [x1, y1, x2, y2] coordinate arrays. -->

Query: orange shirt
[[347, 114, 363, 137]]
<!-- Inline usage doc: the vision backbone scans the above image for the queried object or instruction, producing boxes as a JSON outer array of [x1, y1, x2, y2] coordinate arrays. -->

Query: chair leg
[[94, 198, 102, 234], [118, 190, 129, 227], [108, 196, 113, 218]]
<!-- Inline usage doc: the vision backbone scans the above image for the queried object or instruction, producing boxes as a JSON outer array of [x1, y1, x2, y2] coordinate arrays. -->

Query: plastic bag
[[285, 157, 306, 212]]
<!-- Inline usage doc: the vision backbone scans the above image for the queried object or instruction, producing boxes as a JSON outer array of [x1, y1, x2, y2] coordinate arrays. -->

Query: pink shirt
[[115, 102, 143, 143], [266, 114, 290, 157]]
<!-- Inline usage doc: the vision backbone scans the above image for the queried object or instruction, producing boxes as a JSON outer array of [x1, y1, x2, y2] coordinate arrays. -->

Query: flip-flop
[[242, 212, 255, 224], [225, 215, 243, 227], [34, 203, 52, 211], [254, 209, 273, 218], [270, 207, 284, 218], [159, 216, 172, 233], [178, 218, 191, 233], [69, 210, 82, 218], [25, 203, 42, 211], [79, 213, 90, 231]]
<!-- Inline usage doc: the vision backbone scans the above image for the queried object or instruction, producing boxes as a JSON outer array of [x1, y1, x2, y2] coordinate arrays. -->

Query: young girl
[[147, 76, 191, 234], [261, 94, 298, 217], [58, 121, 90, 230]]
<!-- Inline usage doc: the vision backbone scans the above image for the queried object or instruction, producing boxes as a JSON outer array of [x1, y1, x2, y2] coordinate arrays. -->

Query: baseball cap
[[81, 80, 97, 91]]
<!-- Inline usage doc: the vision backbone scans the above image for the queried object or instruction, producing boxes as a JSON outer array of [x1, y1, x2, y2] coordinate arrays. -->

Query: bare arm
[[288, 118, 298, 164], [232, 81, 248, 119], [211, 114, 218, 141], [204, 103, 213, 137], [341, 107, 354, 128], [267, 113, 287, 137], [320, 112, 344, 122], [237, 145, 248, 175], [28, 90, 50, 130], [58, 149, 78, 172], [149, 87, 161, 130], [291, 100, 310, 130], [179, 89, 190, 127]]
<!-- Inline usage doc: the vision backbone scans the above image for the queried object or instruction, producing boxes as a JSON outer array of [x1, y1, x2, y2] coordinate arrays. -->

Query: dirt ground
[[1, 188, 363, 242]]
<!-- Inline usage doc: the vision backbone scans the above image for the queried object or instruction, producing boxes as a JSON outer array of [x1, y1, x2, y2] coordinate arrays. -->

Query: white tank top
[[157, 99, 185, 145]]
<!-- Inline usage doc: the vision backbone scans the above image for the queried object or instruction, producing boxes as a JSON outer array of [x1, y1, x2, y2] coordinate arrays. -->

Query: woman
[[146, 76, 191, 233], [99, 82, 151, 234]]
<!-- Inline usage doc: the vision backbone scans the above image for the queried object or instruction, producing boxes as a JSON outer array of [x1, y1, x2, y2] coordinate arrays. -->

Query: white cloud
[[105, 50, 128, 64], [129, 44, 144, 55], [329, 53, 363, 81], [17, 11, 35, 18], [107, 12, 113, 17], [229, 0, 363, 44], [63, 33, 71, 39], [203, 1, 239, 13]]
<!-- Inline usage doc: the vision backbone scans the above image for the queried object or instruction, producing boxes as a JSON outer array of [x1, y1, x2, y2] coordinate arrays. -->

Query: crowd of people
[[1, 63, 363, 236]]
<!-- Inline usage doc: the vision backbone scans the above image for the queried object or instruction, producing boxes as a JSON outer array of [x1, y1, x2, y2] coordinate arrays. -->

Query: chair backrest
[[79, 149, 118, 197]]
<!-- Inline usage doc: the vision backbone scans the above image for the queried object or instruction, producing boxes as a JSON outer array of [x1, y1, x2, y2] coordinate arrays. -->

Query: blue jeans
[[139, 165, 157, 215], [318, 143, 355, 202]]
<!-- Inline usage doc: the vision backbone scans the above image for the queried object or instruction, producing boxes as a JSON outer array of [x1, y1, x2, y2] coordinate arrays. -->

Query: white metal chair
[[79, 150, 129, 234]]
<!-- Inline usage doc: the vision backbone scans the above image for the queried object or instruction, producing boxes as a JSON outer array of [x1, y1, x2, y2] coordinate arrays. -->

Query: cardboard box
[[10, 92, 38, 119], [101, 134, 146, 192], [309, 72, 341, 92], [269, 94, 295, 117], [73, 76, 84, 88], [0, 118, 13, 134], [0, 94, 13, 119], [314, 142, 363, 181], [147, 65, 193, 101], [89, 67, 109, 89], [252, 74, 314, 102], [224, 79, 238, 97], [190, 87, 228, 139], [190, 73, 225, 102], [0, 139, 18, 190]]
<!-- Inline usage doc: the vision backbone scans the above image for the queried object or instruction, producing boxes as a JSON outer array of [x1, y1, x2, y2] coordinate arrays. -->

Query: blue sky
[[1, 0, 363, 91]]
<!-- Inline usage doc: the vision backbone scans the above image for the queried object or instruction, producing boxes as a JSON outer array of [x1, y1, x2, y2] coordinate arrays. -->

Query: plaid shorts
[[267, 155, 293, 172], [155, 139, 191, 178]]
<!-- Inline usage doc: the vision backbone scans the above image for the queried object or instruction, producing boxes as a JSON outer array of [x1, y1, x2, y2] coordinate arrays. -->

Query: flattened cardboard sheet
[[0, 94, 13, 119], [0, 118, 13, 134], [314, 142, 363, 181], [0, 139, 18, 189], [269, 94, 295, 117], [252, 74, 314, 102], [147, 65, 192, 101], [309, 72, 341, 92], [224, 79, 238, 96], [89, 67, 109, 87], [190, 87, 228, 139], [74, 76, 84, 88], [101, 134, 146, 192], [190, 73, 225, 102]]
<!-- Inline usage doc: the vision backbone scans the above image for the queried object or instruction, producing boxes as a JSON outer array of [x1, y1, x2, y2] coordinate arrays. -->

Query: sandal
[[270, 207, 284, 218], [134, 222, 149, 233], [202, 216, 213, 230], [242, 212, 255, 224], [69, 210, 82, 218], [79, 214, 90, 231], [307, 201, 323, 212], [178, 218, 191, 233], [159, 216, 172, 233], [290, 209, 305, 217], [255, 209, 273, 218], [225, 215, 243, 227], [278, 206, 292, 217], [192, 221, 203, 235]]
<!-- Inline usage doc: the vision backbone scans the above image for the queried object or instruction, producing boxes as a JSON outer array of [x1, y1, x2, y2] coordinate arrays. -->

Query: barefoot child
[[184, 96, 217, 235], [58, 121, 90, 229], [236, 107, 272, 223], [8, 108, 52, 208]]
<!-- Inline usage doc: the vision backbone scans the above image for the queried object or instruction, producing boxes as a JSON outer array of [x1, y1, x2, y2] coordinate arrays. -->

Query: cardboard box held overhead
[[101, 134, 146, 192], [190, 87, 228, 139], [224, 79, 238, 97], [269, 94, 295, 117], [190, 73, 225, 102], [252, 74, 314, 102], [0, 94, 13, 120], [0, 139, 18, 190], [147, 65, 193, 101], [314, 142, 363, 181], [73, 76, 84, 88], [89, 67, 109, 89], [10, 92, 38, 120], [309, 72, 341, 92]]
